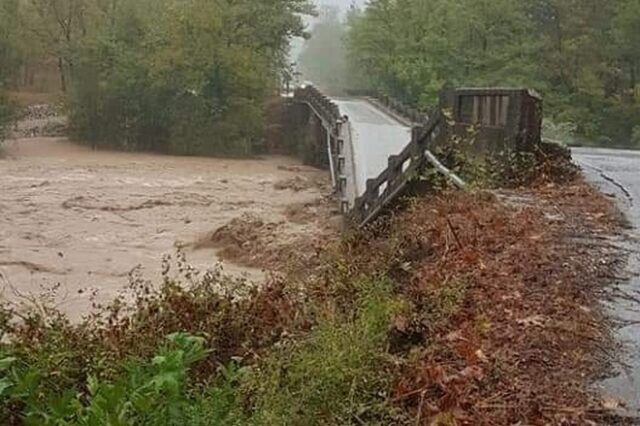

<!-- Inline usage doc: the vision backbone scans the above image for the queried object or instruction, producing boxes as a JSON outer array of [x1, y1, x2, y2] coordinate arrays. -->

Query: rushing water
[[0, 137, 330, 320]]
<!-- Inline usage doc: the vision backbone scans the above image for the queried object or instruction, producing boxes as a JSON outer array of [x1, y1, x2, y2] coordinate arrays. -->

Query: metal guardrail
[[293, 85, 462, 228], [372, 94, 428, 125], [344, 89, 428, 125]]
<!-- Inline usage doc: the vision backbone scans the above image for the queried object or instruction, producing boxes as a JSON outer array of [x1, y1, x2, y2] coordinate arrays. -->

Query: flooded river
[[0, 137, 333, 320]]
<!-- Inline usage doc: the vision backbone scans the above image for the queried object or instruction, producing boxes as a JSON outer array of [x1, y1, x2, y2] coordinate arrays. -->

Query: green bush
[[65, 0, 311, 157], [0, 248, 408, 425], [0, 88, 15, 142], [248, 279, 408, 426], [0, 333, 246, 425]]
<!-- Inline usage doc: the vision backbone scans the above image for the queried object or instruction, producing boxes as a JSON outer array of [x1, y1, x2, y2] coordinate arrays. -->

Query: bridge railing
[[345, 89, 428, 125], [293, 85, 342, 127], [372, 94, 428, 125], [292, 85, 542, 228], [348, 88, 543, 227], [348, 110, 445, 226]]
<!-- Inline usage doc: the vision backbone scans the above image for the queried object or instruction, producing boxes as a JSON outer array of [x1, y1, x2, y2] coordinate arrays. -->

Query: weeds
[[0, 252, 409, 425], [0, 170, 624, 425], [426, 130, 580, 191], [248, 279, 409, 426], [0, 332, 246, 425]]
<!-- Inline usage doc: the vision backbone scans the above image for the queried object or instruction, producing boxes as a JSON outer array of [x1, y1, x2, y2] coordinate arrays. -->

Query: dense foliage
[[0, 0, 18, 142], [69, 0, 314, 155], [346, 0, 640, 147], [2, 0, 313, 155]]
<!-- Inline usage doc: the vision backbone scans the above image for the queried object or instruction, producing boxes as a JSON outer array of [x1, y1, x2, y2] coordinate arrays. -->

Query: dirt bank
[[0, 137, 338, 320]]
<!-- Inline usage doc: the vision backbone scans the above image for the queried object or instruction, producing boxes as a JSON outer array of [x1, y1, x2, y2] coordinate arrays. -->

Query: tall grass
[[0, 254, 409, 425]]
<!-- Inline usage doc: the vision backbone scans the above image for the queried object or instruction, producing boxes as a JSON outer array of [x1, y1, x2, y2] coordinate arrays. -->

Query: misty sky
[[315, 0, 366, 9], [291, 0, 366, 60]]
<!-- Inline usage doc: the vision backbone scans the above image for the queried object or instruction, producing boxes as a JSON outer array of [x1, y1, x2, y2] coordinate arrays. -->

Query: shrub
[[0, 332, 247, 425], [247, 279, 409, 426], [0, 253, 408, 425], [0, 88, 15, 143]]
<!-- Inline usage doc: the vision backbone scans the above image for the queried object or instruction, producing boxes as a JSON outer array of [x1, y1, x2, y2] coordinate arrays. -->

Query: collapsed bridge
[[284, 85, 543, 227]]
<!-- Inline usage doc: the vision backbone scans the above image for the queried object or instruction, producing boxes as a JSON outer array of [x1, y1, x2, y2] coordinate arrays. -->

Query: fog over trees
[[298, 0, 640, 147]]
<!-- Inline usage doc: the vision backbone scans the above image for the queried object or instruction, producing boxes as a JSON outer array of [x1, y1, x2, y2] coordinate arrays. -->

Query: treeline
[[0, 0, 18, 141], [345, 0, 640, 147], [0, 0, 313, 155]]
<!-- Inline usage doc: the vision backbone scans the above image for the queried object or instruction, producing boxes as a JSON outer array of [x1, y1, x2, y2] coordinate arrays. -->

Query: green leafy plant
[[0, 88, 15, 143], [0, 333, 242, 425], [247, 279, 409, 426]]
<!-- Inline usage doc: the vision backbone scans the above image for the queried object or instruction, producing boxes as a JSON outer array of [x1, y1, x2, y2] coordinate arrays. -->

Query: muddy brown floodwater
[[0, 137, 336, 321]]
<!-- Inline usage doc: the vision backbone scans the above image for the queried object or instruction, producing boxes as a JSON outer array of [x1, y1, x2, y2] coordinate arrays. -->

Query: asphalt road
[[573, 147, 640, 410]]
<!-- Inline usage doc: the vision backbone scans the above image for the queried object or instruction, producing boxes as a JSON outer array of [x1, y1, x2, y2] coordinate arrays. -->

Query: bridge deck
[[332, 98, 413, 206]]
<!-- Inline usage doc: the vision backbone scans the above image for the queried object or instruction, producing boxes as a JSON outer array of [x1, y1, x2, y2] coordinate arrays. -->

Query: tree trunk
[[58, 57, 66, 92], [631, 61, 637, 103]]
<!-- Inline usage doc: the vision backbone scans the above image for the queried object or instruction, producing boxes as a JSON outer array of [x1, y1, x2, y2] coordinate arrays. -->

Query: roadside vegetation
[[0, 152, 625, 424], [297, 0, 640, 148]]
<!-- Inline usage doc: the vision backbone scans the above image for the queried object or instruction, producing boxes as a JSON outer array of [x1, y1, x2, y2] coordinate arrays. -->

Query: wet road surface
[[573, 147, 640, 410]]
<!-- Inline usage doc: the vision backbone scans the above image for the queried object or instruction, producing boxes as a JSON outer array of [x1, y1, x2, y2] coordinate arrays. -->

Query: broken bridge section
[[289, 85, 543, 228], [332, 98, 415, 214]]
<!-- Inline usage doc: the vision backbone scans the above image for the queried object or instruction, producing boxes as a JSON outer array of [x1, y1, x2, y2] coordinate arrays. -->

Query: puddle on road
[[0, 137, 337, 321]]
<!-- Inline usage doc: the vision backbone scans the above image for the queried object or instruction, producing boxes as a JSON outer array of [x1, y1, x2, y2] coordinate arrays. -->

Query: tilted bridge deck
[[292, 85, 542, 228]]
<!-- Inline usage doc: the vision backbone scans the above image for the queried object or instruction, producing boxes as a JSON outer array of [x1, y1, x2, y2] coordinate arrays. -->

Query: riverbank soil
[[0, 137, 338, 320]]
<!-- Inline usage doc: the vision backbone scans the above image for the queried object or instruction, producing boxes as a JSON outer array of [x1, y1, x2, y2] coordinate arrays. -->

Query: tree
[[65, 0, 314, 155], [0, 0, 20, 142], [346, 0, 640, 146], [21, 0, 95, 91], [0, 0, 22, 84], [347, 0, 535, 106]]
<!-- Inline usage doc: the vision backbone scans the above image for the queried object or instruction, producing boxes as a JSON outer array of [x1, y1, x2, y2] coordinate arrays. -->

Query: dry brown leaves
[[343, 178, 625, 425]]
